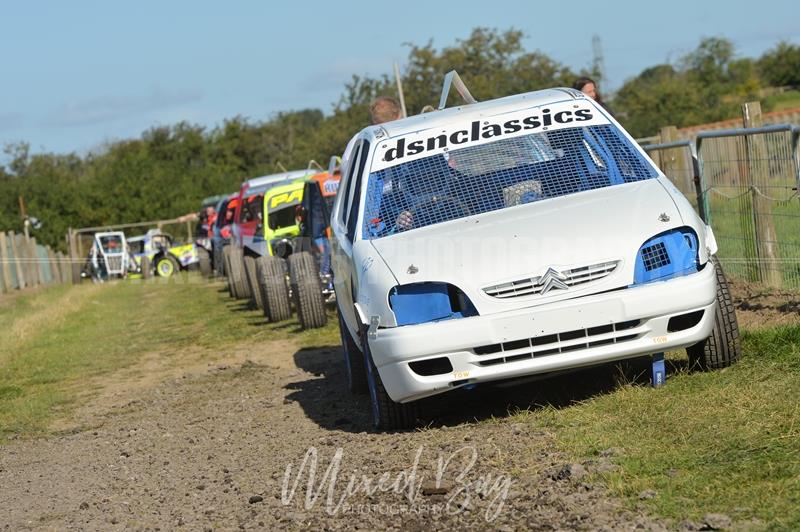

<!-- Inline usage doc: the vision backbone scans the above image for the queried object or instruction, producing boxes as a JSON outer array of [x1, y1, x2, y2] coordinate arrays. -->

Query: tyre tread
[[257, 256, 292, 322], [688, 260, 741, 370], [288, 252, 327, 329]]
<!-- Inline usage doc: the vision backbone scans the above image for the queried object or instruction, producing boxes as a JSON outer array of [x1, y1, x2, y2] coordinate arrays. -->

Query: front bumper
[[370, 265, 717, 403]]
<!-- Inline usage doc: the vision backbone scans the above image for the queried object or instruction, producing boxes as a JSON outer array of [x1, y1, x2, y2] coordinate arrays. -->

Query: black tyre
[[243, 255, 264, 310], [141, 256, 152, 280], [223, 246, 236, 297], [198, 248, 212, 277], [214, 245, 226, 277], [288, 251, 327, 329], [687, 260, 741, 370], [228, 247, 250, 299], [155, 255, 179, 278], [338, 306, 367, 394], [361, 321, 419, 431], [257, 256, 291, 322]]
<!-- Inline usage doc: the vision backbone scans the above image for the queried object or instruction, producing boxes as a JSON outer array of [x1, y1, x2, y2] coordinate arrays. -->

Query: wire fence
[[642, 118, 800, 290]]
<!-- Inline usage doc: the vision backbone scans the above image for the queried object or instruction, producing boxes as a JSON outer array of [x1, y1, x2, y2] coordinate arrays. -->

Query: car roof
[[200, 194, 226, 208], [359, 87, 588, 141], [266, 180, 305, 197], [242, 169, 312, 189]]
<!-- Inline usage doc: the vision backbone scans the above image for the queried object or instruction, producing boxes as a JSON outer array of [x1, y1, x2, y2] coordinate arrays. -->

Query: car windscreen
[[362, 121, 658, 240], [268, 204, 297, 231], [99, 235, 124, 253]]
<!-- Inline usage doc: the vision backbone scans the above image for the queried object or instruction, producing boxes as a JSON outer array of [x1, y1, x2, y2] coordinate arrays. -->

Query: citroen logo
[[538, 267, 569, 295]]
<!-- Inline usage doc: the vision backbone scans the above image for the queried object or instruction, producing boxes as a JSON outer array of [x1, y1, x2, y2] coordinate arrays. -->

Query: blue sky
[[0, 0, 796, 157]]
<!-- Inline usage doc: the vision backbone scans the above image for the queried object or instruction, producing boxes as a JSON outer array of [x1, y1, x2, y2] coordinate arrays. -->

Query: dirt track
[[0, 333, 675, 531], [2, 278, 795, 530]]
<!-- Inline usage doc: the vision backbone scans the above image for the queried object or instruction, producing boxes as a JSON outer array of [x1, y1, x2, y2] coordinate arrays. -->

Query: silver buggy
[[89, 231, 130, 282]]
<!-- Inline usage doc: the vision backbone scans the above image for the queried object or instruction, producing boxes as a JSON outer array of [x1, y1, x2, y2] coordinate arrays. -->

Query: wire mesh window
[[641, 242, 670, 271], [363, 124, 658, 239]]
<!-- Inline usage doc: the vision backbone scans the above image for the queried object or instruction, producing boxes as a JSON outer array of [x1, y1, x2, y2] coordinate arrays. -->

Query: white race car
[[331, 81, 740, 430]]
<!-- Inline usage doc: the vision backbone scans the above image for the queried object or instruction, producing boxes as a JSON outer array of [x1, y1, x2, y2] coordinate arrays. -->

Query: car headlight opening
[[633, 227, 700, 284], [389, 282, 479, 326]]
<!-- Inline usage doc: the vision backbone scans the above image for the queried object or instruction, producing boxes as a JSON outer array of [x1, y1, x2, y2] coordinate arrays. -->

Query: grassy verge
[[509, 326, 800, 528], [764, 90, 800, 112], [0, 275, 338, 441]]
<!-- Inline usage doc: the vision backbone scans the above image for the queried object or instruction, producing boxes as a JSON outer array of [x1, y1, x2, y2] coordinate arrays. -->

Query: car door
[[332, 138, 368, 332]]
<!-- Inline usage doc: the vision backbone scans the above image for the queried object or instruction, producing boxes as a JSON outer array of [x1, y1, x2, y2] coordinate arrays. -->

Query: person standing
[[341, 96, 403, 176], [572, 77, 615, 118]]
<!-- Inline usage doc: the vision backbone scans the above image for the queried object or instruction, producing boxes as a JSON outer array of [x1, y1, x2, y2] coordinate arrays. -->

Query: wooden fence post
[[0, 231, 12, 293], [48, 247, 61, 284], [68, 228, 81, 285], [743, 101, 782, 288], [59, 252, 69, 284], [659, 126, 677, 177], [27, 236, 40, 287], [9, 231, 25, 290]]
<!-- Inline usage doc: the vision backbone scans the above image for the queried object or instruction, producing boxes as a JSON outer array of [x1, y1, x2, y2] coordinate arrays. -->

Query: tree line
[[2, 28, 798, 250]]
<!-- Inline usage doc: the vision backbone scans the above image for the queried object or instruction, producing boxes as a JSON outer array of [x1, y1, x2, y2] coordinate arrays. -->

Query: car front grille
[[106, 256, 123, 272], [483, 260, 619, 299], [473, 318, 642, 367]]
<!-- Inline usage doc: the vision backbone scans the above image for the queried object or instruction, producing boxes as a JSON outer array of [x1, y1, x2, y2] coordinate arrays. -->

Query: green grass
[[508, 327, 800, 529], [764, 90, 800, 112], [0, 275, 338, 440]]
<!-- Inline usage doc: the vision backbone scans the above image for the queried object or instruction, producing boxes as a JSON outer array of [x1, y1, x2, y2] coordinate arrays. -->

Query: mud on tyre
[[243, 255, 264, 310], [288, 251, 327, 329], [227, 247, 250, 300], [257, 255, 291, 322]]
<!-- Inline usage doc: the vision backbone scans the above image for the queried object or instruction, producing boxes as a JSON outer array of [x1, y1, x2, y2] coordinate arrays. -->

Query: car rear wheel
[[198, 248, 212, 277], [687, 259, 741, 370], [155, 255, 179, 278], [257, 256, 291, 322], [288, 252, 327, 329], [214, 245, 225, 277], [338, 306, 367, 394], [243, 255, 264, 310], [228, 247, 250, 299], [360, 321, 419, 431], [223, 247, 236, 297]]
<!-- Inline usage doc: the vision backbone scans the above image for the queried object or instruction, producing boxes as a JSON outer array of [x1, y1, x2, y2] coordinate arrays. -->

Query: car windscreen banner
[[371, 100, 610, 172]]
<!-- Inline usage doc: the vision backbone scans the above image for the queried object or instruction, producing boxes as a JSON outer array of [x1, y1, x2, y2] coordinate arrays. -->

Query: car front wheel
[[687, 259, 741, 370], [360, 321, 419, 431], [155, 255, 178, 278]]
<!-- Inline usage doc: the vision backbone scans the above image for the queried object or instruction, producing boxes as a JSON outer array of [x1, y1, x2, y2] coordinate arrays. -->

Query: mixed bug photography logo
[[280, 445, 514, 521]]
